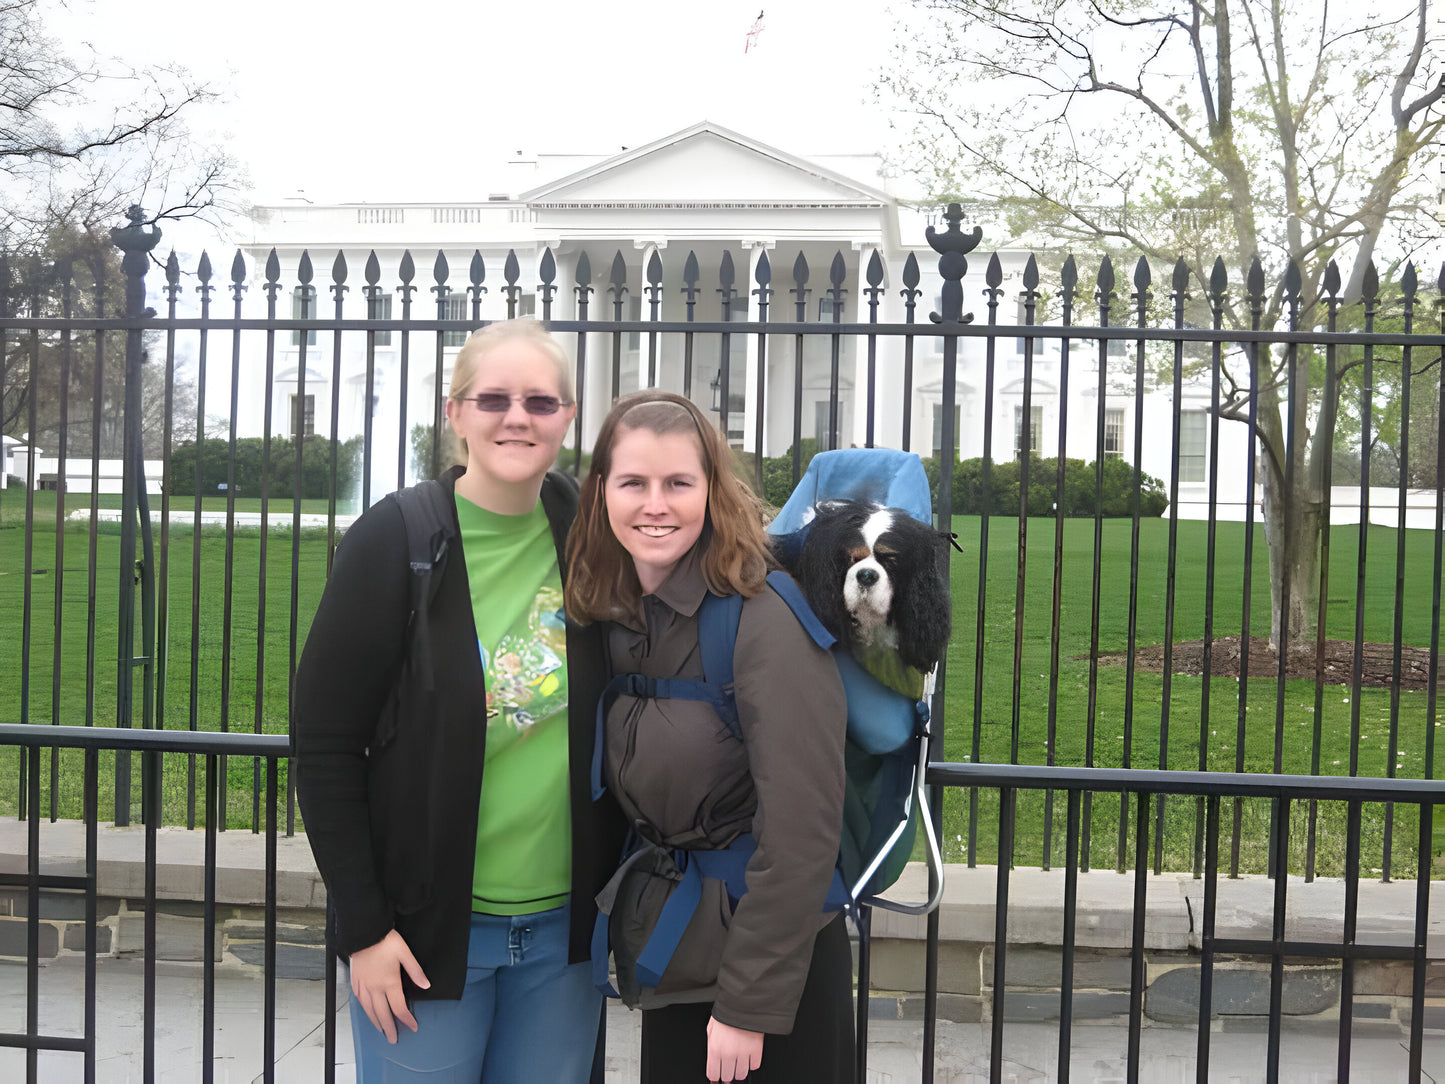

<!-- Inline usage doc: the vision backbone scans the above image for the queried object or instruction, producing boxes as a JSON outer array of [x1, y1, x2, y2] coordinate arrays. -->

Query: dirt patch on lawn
[[1094, 635, 1442, 691]]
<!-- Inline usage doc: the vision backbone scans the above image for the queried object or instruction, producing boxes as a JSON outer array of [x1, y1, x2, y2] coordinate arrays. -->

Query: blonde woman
[[294, 320, 626, 1081]]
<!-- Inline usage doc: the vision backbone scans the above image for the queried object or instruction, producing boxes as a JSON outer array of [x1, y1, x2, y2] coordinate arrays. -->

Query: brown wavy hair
[[565, 390, 774, 623]]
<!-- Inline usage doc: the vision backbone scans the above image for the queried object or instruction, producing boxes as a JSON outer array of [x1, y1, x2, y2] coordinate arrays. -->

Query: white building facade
[[234, 121, 1255, 514]]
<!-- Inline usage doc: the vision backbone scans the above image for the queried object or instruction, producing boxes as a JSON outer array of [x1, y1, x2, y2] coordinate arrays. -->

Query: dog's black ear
[[796, 505, 859, 641], [891, 529, 953, 673]]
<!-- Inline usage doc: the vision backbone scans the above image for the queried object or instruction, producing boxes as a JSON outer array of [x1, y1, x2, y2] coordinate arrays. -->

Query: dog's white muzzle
[[844, 556, 893, 642]]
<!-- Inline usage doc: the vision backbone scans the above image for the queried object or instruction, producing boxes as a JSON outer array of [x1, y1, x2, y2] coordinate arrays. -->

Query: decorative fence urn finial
[[927, 202, 982, 324]]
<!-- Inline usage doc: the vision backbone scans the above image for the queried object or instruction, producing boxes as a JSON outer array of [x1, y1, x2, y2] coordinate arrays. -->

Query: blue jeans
[[350, 905, 601, 1083]]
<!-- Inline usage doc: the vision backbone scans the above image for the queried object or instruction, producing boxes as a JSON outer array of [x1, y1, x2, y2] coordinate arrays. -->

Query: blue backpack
[[590, 448, 945, 1000]]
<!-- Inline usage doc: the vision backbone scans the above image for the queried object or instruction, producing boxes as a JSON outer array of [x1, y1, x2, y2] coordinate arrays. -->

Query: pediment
[[1001, 379, 1059, 395], [522, 122, 890, 207]]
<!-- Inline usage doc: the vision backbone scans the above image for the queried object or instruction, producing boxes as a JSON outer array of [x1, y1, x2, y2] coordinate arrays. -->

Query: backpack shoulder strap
[[387, 479, 457, 689], [540, 469, 580, 578], [695, 591, 743, 734], [764, 569, 836, 652], [392, 478, 456, 588]]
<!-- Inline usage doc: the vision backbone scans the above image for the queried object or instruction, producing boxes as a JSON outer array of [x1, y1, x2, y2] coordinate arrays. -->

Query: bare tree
[[884, 0, 1444, 651], [1, 0, 230, 466], [2, 227, 198, 462], [0, 0, 240, 249]]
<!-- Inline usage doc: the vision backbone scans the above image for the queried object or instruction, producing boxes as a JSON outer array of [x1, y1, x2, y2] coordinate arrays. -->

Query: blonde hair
[[446, 319, 574, 464], [565, 390, 775, 623]]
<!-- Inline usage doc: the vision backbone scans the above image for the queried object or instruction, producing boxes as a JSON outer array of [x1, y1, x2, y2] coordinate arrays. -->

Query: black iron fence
[[2, 204, 1445, 1081]]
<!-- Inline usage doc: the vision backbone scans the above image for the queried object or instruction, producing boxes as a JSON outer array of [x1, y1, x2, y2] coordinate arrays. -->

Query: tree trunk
[[1261, 461, 1324, 655]]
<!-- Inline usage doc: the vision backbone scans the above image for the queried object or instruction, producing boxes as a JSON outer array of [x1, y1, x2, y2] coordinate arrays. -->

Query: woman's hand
[[349, 929, 431, 1043], [705, 1017, 764, 1082]]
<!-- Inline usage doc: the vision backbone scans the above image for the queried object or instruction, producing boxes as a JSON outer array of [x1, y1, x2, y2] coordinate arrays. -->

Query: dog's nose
[[855, 568, 879, 588]]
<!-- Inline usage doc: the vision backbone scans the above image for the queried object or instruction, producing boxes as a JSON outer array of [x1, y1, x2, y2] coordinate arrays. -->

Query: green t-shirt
[[455, 493, 571, 915]]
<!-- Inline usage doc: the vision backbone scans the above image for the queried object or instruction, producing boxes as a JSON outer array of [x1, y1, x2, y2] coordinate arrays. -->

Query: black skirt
[[639, 912, 855, 1084]]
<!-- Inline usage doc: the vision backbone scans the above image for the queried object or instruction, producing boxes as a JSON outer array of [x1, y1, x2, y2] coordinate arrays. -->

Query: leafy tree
[[1329, 280, 1442, 491], [884, 0, 1444, 651]]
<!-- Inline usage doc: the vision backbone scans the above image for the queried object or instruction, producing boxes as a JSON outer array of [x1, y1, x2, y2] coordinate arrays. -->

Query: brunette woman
[[566, 390, 854, 1083]]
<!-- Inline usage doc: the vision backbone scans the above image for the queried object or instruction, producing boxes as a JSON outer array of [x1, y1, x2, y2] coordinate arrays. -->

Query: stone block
[[115, 912, 221, 962], [868, 996, 900, 1020], [228, 941, 326, 980], [1001, 989, 1130, 1022], [1146, 964, 1337, 1022], [62, 923, 112, 954], [980, 945, 1133, 991], [1355, 959, 1412, 997], [1425, 961, 1445, 998], [11, 891, 120, 922], [898, 992, 981, 1023], [1350, 1000, 1393, 1020], [126, 897, 209, 918], [1400, 1001, 1445, 1032], [867, 938, 980, 995], [226, 920, 326, 946], [0, 917, 59, 958]]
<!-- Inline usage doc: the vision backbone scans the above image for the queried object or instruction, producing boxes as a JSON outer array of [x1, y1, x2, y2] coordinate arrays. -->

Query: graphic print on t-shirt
[[479, 583, 567, 750]]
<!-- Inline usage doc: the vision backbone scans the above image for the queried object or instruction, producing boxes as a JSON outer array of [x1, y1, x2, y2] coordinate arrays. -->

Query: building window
[[1179, 410, 1207, 483], [368, 293, 393, 346], [1014, 404, 1043, 459], [291, 394, 315, 438], [291, 287, 319, 346], [818, 295, 843, 323], [1104, 408, 1125, 458], [442, 295, 469, 348], [932, 403, 961, 461]]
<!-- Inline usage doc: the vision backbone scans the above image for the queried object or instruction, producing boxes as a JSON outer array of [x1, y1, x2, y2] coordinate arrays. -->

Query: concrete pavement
[[2, 954, 1442, 1082]]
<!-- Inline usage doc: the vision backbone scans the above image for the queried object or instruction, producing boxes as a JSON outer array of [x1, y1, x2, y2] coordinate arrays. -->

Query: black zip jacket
[[292, 465, 626, 1000]]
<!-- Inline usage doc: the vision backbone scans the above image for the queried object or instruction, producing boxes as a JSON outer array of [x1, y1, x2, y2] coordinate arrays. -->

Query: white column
[[635, 240, 667, 390], [849, 242, 887, 448], [742, 241, 774, 455]]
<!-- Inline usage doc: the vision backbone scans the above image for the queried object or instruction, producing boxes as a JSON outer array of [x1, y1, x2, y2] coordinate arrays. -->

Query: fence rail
[[1, 723, 1440, 1082]]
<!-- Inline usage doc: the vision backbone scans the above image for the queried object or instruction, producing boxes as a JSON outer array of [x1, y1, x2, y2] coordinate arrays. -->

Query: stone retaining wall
[[4, 821, 1442, 1031]]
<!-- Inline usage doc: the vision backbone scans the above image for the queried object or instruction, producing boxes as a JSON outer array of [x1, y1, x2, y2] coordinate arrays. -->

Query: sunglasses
[[461, 393, 570, 416]]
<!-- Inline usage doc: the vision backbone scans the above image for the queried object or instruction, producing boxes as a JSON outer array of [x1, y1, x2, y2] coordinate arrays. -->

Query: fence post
[[110, 206, 162, 825], [922, 201, 982, 1083]]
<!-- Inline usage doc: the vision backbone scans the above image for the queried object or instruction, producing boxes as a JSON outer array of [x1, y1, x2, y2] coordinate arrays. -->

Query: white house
[[1, 434, 20, 487], [233, 121, 1254, 513]]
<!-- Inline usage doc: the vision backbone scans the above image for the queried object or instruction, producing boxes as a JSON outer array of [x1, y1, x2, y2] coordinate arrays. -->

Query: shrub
[[758, 439, 822, 506], [921, 454, 1168, 517], [168, 435, 362, 500]]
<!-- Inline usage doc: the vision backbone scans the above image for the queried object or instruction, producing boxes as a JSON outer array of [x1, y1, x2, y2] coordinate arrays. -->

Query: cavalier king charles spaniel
[[786, 498, 952, 699]]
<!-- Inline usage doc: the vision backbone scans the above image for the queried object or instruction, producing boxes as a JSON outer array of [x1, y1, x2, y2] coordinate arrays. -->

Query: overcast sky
[[54, 0, 910, 242]]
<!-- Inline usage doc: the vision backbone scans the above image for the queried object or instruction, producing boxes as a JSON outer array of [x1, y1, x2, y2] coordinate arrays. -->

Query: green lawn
[[1, 504, 1441, 875], [0, 501, 335, 829], [939, 514, 1442, 878]]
